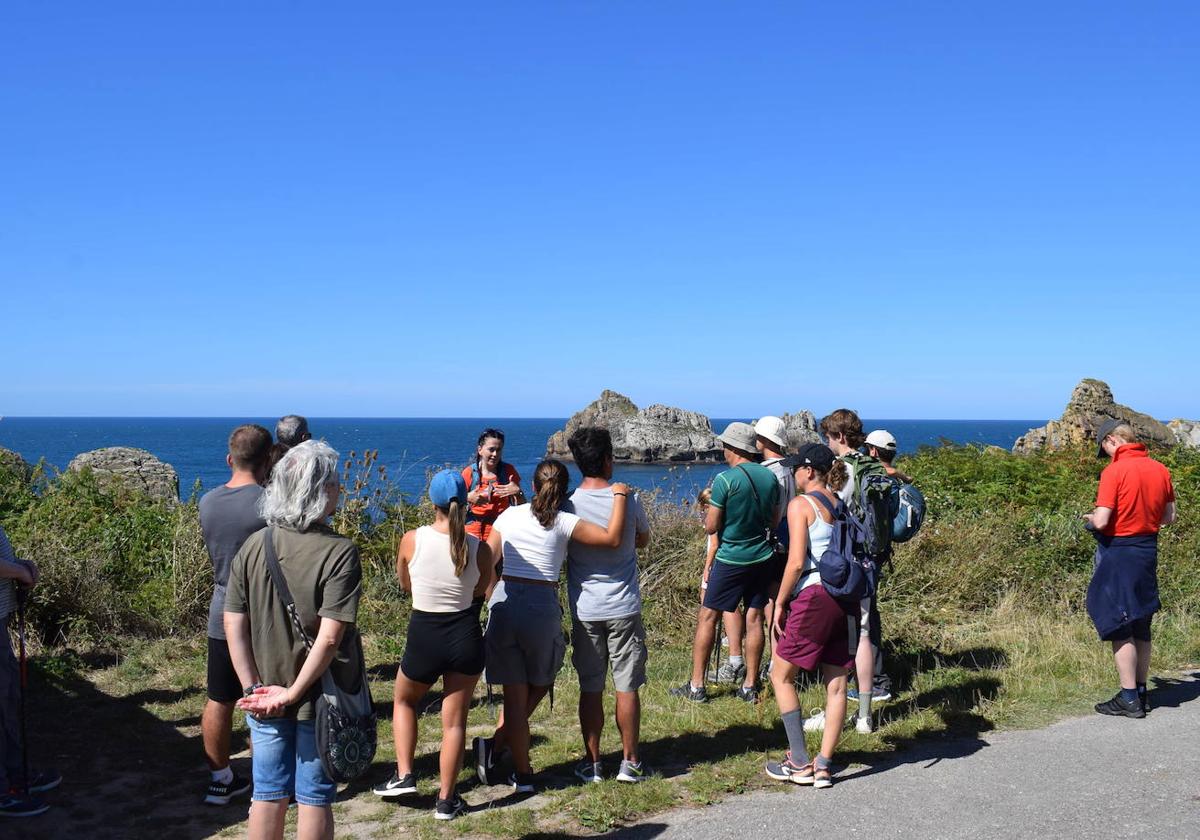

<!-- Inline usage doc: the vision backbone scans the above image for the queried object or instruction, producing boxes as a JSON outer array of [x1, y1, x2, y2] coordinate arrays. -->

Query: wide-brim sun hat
[[718, 422, 759, 455]]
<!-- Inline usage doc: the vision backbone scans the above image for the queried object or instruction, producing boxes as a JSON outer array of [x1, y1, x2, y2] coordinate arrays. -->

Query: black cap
[[1096, 418, 1122, 458], [783, 442, 835, 472]]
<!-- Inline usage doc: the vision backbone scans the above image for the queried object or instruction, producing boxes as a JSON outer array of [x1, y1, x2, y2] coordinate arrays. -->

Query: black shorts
[[207, 636, 242, 703], [1100, 615, 1153, 642], [401, 607, 485, 685], [703, 559, 773, 613]]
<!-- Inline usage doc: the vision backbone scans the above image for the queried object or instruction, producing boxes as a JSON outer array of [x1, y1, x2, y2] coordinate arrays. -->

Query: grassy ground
[[17, 602, 1200, 839]]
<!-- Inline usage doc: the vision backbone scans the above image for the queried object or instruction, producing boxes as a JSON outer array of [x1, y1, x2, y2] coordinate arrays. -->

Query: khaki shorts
[[571, 614, 648, 694]]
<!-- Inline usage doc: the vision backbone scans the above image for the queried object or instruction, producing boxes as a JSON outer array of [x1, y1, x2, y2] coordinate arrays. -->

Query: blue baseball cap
[[429, 469, 468, 508]]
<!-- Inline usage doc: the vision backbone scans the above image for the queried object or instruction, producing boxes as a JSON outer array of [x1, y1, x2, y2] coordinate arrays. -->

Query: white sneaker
[[854, 714, 873, 735], [803, 709, 826, 732]]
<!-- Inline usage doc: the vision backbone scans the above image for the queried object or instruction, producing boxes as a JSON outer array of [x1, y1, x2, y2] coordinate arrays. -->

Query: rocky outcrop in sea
[[1013, 379, 1197, 454], [67, 446, 180, 501], [0, 447, 31, 482], [545, 390, 821, 463]]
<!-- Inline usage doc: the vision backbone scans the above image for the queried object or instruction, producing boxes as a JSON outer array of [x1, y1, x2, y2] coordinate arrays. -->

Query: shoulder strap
[[261, 528, 314, 651], [809, 491, 838, 518], [736, 465, 769, 520]]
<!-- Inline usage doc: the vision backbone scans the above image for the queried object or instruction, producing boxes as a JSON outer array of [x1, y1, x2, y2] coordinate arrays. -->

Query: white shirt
[[493, 503, 581, 583]]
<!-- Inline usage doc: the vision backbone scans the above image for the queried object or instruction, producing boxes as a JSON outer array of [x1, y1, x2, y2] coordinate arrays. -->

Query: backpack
[[840, 452, 896, 558], [809, 491, 877, 605], [890, 481, 926, 543]]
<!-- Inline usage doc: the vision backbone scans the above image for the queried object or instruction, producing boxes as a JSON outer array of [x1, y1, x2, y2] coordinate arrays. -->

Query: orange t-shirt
[[461, 463, 521, 524], [1095, 444, 1175, 537]]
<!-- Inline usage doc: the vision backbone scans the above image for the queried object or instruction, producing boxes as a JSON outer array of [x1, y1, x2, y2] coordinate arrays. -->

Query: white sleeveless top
[[408, 526, 481, 612], [795, 494, 835, 592]]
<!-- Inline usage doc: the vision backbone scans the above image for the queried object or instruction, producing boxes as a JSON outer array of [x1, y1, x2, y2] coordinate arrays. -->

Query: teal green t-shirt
[[710, 463, 780, 565]]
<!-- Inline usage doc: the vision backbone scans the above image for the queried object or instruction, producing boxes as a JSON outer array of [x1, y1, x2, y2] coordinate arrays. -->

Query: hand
[[8, 561, 34, 588], [1081, 513, 1096, 531], [236, 685, 292, 717], [21, 560, 39, 587], [772, 602, 788, 640], [492, 482, 521, 499], [467, 489, 484, 505], [610, 482, 631, 497]]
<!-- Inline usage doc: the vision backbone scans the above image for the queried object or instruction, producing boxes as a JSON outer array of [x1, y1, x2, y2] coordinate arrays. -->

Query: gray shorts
[[484, 583, 566, 687], [571, 614, 648, 694]]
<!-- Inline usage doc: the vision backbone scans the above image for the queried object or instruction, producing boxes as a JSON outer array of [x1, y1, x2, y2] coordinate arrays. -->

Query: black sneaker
[[668, 682, 707, 702], [735, 684, 759, 704], [1140, 692, 1150, 715], [509, 771, 535, 794], [1095, 692, 1145, 719], [204, 773, 252, 805], [372, 770, 417, 798], [434, 792, 467, 820], [24, 769, 61, 795], [0, 792, 48, 818], [473, 736, 495, 784]]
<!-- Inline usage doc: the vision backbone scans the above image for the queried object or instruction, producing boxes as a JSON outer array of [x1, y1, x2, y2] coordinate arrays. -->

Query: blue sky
[[2, 2, 1197, 420]]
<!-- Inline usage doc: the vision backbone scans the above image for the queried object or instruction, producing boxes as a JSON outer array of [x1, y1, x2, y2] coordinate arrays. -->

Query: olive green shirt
[[224, 524, 363, 720]]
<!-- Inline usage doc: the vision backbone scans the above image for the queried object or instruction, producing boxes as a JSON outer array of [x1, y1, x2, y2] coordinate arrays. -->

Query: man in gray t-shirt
[[196, 423, 271, 806], [564, 427, 652, 783]]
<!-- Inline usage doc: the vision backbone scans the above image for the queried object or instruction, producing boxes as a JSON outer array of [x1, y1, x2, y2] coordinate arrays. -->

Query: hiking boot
[[434, 793, 467, 821], [763, 751, 808, 783], [204, 773, 252, 805], [802, 709, 826, 732], [574, 760, 603, 784], [711, 660, 746, 684], [1095, 692, 1145, 719], [735, 684, 759, 704], [372, 770, 417, 798], [509, 772, 536, 794], [617, 760, 649, 783], [0, 791, 48, 818], [669, 682, 707, 702]]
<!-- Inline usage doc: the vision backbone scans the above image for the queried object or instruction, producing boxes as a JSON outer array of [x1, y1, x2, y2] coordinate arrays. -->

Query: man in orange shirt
[[1084, 419, 1177, 718]]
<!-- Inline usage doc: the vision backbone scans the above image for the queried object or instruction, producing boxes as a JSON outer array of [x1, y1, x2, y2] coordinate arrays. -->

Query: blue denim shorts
[[246, 715, 337, 806]]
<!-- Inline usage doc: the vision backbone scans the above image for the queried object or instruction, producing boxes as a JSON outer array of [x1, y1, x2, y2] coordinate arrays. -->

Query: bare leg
[[296, 803, 333, 840], [769, 653, 800, 714], [689, 607, 720, 687], [392, 671, 432, 776], [247, 799, 288, 840], [440, 672, 480, 800], [614, 690, 640, 763], [743, 607, 765, 689], [1112, 639, 1138, 688], [201, 699, 235, 771], [494, 684, 549, 753], [819, 665, 849, 760], [854, 632, 873, 716], [724, 610, 745, 658], [579, 691, 604, 763], [1134, 639, 1152, 685]]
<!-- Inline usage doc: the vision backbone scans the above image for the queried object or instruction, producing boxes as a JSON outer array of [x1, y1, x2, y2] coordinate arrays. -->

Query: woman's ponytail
[[447, 498, 468, 576], [531, 460, 569, 529]]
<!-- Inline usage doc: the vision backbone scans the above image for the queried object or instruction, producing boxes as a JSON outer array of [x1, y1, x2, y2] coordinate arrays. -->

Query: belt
[[501, 575, 558, 588]]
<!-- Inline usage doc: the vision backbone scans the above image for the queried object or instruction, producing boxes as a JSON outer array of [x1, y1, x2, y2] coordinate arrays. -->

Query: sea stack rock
[[1168, 418, 1200, 448], [780, 411, 822, 451], [1013, 379, 1179, 454], [546, 391, 723, 463], [68, 446, 180, 501], [0, 447, 31, 482]]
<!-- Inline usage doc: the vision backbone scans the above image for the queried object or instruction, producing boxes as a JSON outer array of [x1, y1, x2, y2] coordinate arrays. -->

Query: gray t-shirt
[[565, 488, 650, 622], [762, 458, 795, 526], [200, 483, 266, 639]]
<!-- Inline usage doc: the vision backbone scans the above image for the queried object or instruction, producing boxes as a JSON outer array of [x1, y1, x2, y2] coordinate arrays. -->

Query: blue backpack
[[809, 492, 878, 606], [890, 481, 926, 543]]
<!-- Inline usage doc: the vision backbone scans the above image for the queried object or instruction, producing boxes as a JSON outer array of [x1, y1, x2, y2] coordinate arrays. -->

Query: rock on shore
[[68, 447, 180, 501], [1013, 379, 1192, 453], [545, 390, 821, 463], [0, 447, 31, 482]]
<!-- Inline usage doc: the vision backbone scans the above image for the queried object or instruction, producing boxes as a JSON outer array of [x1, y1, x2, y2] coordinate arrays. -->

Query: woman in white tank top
[[378, 470, 493, 819], [763, 443, 854, 790]]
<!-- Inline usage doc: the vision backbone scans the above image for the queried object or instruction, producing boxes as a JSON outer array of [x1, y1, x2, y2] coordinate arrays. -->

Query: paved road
[[609, 673, 1200, 840]]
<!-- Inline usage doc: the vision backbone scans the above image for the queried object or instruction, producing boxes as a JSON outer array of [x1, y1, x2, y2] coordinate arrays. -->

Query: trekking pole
[[16, 587, 30, 797]]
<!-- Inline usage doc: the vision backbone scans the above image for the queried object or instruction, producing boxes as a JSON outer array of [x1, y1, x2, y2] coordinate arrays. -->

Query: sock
[[1120, 687, 1139, 704], [729, 655, 744, 668], [858, 690, 872, 720], [780, 710, 809, 765], [212, 766, 234, 785], [814, 754, 831, 771], [1136, 682, 1147, 698]]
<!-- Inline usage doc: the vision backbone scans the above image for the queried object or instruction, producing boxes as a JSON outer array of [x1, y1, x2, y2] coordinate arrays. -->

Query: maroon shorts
[[774, 584, 855, 672]]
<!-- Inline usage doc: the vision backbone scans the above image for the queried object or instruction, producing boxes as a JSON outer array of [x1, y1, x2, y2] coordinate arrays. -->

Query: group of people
[[0, 408, 1178, 829]]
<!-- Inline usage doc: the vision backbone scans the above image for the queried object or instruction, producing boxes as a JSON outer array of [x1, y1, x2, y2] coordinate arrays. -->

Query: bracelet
[[613, 492, 628, 497], [243, 682, 263, 697]]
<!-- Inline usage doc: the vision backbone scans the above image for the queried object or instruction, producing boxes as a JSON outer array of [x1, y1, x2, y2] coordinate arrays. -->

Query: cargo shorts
[[571, 613, 648, 694]]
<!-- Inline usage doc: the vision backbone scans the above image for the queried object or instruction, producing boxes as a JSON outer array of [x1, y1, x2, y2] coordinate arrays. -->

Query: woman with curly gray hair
[[224, 440, 365, 840]]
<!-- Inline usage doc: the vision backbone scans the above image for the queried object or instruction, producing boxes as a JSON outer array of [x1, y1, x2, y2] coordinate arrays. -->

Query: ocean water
[[0, 417, 1042, 502]]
